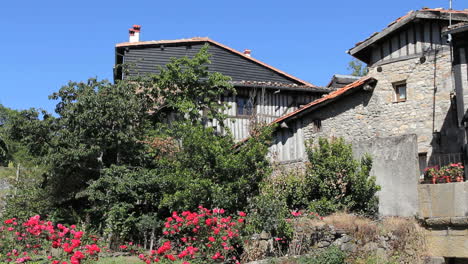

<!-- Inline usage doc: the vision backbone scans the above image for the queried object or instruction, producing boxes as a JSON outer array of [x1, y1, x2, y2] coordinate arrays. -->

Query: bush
[[0, 215, 103, 264], [295, 246, 346, 264], [310, 246, 346, 264], [245, 186, 293, 240], [304, 138, 380, 216], [136, 206, 246, 264]]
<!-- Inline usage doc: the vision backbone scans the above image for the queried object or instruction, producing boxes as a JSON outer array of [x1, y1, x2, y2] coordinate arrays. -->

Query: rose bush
[[136, 206, 245, 264], [0, 206, 246, 264], [0, 215, 102, 264]]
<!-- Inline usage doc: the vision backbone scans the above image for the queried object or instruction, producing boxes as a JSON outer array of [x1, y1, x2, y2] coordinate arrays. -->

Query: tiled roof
[[116, 37, 317, 87], [349, 8, 468, 57], [443, 22, 468, 34], [231, 80, 330, 92], [271, 76, 376, 124]]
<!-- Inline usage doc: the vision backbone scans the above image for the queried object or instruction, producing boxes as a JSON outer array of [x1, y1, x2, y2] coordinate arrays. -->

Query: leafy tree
[[348, 59, 369, 77], [86, 123, 273, 244], [1, 45, 273, 246], [0, 105, 19, 166], [305, 138, 380, 216], [129, 44, 234, 125]]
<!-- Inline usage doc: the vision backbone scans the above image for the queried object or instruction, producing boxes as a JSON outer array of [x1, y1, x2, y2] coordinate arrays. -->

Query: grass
[[0, 167, 15, 180]]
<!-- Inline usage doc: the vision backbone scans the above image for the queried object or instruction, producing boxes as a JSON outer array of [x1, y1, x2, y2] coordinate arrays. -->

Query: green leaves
[[129, 44, 234, 125], [305, 138, 380, 216], [0, 46, 272, 244]]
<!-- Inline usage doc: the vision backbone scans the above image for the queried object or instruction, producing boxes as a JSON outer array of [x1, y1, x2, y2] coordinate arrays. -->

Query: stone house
[[267, 8, 468, 217], [271, 8, 468, 172]]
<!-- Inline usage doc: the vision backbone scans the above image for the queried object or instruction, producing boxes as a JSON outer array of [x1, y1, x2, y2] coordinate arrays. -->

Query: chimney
[[243, 49, 252, 57], [129, 25, 141, 43]]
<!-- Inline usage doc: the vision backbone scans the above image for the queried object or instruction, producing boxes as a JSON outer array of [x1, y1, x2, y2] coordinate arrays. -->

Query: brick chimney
[[243, 49, 252, 57], [129, 25, 141, 43]]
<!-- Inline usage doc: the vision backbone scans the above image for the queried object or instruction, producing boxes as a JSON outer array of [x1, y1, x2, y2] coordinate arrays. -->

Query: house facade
[[273, 8, 468, 173], [114, 32, 329, 141]]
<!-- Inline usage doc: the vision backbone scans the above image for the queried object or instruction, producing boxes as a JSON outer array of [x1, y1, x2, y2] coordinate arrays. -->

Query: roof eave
[[348, 10, 468, 63], [272, 77, 377, 124], [232, 83, 330, 93], [347, 12, 417, 60], [442, 24, 468, 35]]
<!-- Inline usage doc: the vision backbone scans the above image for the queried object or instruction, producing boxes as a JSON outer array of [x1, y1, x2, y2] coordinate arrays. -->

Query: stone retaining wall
[[418, 182, 468, 218]]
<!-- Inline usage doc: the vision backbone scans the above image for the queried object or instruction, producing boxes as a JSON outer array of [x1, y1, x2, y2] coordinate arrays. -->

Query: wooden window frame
[[235, 95, 255, 117], [393, 81, 407, 103]]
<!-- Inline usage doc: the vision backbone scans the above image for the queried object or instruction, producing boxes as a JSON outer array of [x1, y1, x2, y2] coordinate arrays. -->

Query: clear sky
[[0, 0, 465, 113]]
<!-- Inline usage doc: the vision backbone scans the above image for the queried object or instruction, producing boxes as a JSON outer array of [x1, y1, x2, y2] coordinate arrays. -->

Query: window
[[236, 95, 254, 116], [394, 82, 407, 102], [311, 119, 322, 132], [418, 153, 427, 178]]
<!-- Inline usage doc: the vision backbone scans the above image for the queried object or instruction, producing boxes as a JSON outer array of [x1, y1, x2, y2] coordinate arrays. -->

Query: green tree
[[1, 45, 273, 245], [305, 138, 380, 216], [85, 123, 273, 244], [348, 59, 369, 77]]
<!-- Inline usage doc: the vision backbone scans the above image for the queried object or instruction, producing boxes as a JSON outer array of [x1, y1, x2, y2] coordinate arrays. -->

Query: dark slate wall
[[121, 43, 298, 84]]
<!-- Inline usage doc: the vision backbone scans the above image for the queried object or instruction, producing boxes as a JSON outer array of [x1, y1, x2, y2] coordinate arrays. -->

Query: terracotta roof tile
[[116, 37, 317, 87], [271, 76, 376, 124]]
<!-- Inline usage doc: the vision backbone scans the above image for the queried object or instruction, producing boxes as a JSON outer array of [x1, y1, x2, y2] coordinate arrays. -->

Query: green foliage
[[305, 138, 380, 216], [298, 246, 347, 264], [129, 44, 234, 125], [0, 46, 272, 245], [86, 123, 272, 242], [348, 59, 368, 77], [6, 46, 270, 243], [245, 182, 293, 240]]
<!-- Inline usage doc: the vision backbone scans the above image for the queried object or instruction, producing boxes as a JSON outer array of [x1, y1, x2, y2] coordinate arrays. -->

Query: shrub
[[304, 138, 380, 216], [244, 182, 293, 241], [294, 246, 346, 264], [310, 246, 346, 264], [136, 206, 245, 263], [0, 215, 104, 264]]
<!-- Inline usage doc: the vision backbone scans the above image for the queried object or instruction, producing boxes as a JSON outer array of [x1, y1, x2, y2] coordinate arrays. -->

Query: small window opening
[[312, 119, 322, 132], [418, 152, 428, 178], [394, 82, 407, 102], [236, 95, 254, 116]]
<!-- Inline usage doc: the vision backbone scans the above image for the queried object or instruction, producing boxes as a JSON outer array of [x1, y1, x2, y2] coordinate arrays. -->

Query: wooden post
[[149, 227, 155, 250], [14, 163, 19, 196]]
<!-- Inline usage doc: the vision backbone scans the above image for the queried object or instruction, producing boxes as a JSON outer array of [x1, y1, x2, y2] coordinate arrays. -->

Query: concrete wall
[[418, 182, 468, 259], [425, 227, 468, 259], [351, 135, 420, 217], [418, 182, 468, 218]]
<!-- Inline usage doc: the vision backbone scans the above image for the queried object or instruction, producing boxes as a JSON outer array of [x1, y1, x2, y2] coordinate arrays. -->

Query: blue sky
[[0, 0, 464, 112]]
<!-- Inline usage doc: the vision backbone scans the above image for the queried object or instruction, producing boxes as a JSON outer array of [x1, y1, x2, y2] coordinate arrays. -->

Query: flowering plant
[[0, 215, 102, 264], [424, 163, 464, 184], [137, 206, 245, 264]]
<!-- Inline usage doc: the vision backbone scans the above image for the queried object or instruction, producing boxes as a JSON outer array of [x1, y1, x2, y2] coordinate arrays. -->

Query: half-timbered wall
[[222, 88, 320, 142], [369, 20, 450, 66]]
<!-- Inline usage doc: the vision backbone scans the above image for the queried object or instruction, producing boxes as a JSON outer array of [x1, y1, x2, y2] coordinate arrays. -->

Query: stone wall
[[418, 182, 468, 218], [302, 48, 464, 162], [421, 216, 468, 259], [418, 182, 468, 259], [245, 217, 427, 264]]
